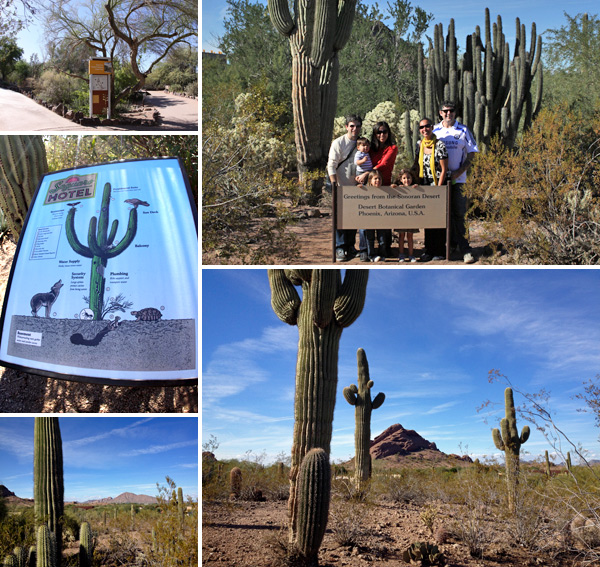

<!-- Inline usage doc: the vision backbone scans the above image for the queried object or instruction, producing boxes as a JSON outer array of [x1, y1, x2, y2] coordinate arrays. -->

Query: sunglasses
[[377, 130, 388, 134], [441, 109, 455, 114], [348, 124, 361, 129], [419, 124, 432, 129]]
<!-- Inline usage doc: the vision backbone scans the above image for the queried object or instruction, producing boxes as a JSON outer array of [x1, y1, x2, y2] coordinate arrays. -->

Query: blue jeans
[[336, 229, 357, 252], [451, 183, 470, 252]]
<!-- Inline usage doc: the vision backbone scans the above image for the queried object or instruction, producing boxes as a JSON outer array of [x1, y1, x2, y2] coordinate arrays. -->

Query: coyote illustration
[[30, 280, 63, 317]]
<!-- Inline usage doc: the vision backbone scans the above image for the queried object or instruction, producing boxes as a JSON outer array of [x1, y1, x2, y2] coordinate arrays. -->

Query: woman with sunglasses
[[356, 121, 398, 258], [413, 118, 448, 261]]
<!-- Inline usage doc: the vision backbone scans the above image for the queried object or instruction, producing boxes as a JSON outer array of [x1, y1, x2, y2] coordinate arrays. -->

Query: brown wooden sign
[[332, 183, 451, 262], [336, 184, 448, 229]]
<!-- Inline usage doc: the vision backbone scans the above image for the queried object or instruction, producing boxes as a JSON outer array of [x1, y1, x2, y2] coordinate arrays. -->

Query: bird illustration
[[125, 198, 150, 209], [67, 202, 81, 207]]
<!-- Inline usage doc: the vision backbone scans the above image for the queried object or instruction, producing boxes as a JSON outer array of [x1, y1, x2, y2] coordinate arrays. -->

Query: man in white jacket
[[327, 114, 362, 261]]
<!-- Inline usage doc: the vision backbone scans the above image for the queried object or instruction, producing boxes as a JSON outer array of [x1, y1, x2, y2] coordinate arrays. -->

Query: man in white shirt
[[433, 101, 477, 264], [327, 114, 362, 262]]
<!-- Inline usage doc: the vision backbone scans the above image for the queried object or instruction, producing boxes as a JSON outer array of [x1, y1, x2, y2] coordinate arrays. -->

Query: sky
[[0, 417, 198, 502], [202, 268, 600, 466], [201, 0, 598, 53]]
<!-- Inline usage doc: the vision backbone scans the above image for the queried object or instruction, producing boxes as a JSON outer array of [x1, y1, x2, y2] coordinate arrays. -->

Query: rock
[[370, 424, 439, 459]]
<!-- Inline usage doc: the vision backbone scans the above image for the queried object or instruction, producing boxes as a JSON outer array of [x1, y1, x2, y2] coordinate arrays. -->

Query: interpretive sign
[[0, 158, 198, 385], [336, 184, 448, 229]]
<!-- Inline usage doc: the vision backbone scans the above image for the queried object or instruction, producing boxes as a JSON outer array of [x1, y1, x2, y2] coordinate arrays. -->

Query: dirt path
[[287, 209, 497, 265], [143, 91, 198, 131]]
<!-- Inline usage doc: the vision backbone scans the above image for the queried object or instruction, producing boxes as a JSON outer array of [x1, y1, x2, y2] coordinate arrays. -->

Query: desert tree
[[39, 0, 197, 103]]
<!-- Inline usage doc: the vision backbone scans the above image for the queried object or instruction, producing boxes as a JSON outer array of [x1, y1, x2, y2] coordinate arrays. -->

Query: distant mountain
[[0, 485, 33, 506], [84, 492, 157, 505], [346, 423, 472, 469], [0, 485, 16, 498]]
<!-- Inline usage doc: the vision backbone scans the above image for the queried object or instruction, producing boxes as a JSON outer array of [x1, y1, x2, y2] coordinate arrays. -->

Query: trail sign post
[[332, 183, 451, 262], [89, 58, 112, 118], [0, 158, 198, 385]]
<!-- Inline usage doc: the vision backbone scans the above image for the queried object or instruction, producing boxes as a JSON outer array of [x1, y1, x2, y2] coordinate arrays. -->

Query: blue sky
[[0, 417, 198, 501], [202, 268, 600, 466], [202, 0, 598, 53]]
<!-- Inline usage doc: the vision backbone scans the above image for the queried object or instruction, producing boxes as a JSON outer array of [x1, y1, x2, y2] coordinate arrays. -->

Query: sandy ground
[[0, 239, 197, 413], [202, 497, 564, 567], [283, 210, 498, 265]]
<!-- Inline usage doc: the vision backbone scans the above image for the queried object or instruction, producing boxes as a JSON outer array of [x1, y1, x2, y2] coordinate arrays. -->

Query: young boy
[[354, 137, 373, 175]]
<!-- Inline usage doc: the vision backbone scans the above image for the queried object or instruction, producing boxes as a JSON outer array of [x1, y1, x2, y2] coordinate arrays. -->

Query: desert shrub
[[0, 506, 35, 557], [468, 108, 600, 264], [378, 470, 430, 506], [62, 513, 80, 543], [34, 70, 79, 106], [202, 83, 300, 264], [329, 500, 367, 547]]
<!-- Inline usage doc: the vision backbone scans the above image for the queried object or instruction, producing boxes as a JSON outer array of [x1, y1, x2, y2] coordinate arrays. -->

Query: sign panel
[[0, 158, 198, 385], [88, 59, 111, 75], [336, 184, 448, 229]]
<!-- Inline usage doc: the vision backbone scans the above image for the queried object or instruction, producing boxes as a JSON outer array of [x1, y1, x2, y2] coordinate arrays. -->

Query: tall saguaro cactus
[[409, 8, 542, 151], [267, 0, 357, 187], [34, 418, 64, 567], [65, 182, 137, 320], [492, 387, 530, 513], [78, 523, 93, 567], [268, 269, 368, 551], [343, 348, 385, 490], [0, 136, 48, 240]]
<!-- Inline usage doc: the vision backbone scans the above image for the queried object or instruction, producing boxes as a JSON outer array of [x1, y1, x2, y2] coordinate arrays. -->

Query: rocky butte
[[368, 423, 473, 468]]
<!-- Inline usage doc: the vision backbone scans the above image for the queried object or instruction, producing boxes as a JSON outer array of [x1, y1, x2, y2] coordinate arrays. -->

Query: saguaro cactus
[[78, 523, 93, 567], [34, 418, 63, 567], [65, 182, 137, 320], [230, 467, 242, 498], [36, 525, 55, 567], [268, 269, 368, 547], [267, 0, 358, 188], [545, 450, 550, 478], [492, 387, 530, 513], [343, 348, 385, 490], [0, 136, 48, 240], [296, 448, 331, 566], [409, 8, 542, 150]]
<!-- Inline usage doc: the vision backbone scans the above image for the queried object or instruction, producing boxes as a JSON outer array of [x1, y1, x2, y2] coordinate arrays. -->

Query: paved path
[[0, 88, 198, 132], [143, 91, 198, 131]]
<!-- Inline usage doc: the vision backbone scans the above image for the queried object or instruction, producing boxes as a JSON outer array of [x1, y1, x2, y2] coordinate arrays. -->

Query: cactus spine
[[36, 525, 54, 567], [408, 8, 542, 150], [65, 182, 137, 320], [492, 387, 530, 513], [34, 418, 63, 567], [296, 448, 331, 565], [78, 523, 93, 567], [343, 348, 385, 490], [269, 269, 368, 548], [230, 467, 242, 498], [0, 136, 48, 240], [267, 0, 357, 186]]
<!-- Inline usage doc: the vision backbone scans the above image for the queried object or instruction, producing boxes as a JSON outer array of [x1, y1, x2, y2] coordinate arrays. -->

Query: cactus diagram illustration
[[65, 182, 138, 321]]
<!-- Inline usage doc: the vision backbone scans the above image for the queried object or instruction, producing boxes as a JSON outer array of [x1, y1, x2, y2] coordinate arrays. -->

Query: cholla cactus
[[269, 269, 368, 546], [492, 387, 530, 513], [343, 348, 385, 490]]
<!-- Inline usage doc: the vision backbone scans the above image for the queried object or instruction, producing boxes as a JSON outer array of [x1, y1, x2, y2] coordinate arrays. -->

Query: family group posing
[[327, 101, 478, 264]]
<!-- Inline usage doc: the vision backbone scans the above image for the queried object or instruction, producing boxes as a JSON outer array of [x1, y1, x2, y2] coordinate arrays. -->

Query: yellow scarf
[[418, 135, 438, 185]]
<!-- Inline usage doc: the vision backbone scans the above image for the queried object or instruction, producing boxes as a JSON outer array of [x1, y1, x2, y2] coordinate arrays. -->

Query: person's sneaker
[[371, 255, 382, 262], [398, 253, 406, 262], [432, 255, 445, 261], [409, 256, 417, 263], [419, 253, 431, 262], [359, 251, 370, 262], [336, 248, 348, 262], [463, 252, 476, 264]]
